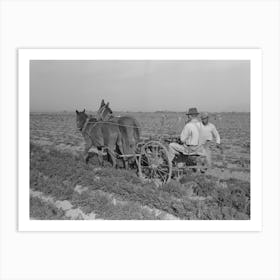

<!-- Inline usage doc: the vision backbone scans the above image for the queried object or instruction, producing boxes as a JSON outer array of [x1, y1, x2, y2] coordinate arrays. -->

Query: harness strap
[[81, 118, 90, 133], [85, 120, 139, 129]]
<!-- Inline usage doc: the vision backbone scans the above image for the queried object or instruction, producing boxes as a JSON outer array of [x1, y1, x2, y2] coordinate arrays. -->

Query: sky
[[30, 60, 250, 112]]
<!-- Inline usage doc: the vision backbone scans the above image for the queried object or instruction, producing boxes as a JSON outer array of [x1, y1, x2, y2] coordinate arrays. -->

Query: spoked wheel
[[138, 141, 172, 184]]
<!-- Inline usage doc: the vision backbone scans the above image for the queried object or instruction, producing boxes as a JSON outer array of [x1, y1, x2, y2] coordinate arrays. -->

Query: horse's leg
[[107, 148, 116, 168], [117, 133, 128, 169], [123, 157, 128, 170], [83, 140, 92, 164], [97, 147, 104, 166]]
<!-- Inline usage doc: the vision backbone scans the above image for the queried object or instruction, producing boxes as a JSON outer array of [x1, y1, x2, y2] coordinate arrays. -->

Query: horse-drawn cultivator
[[120, 135, 207, 184], [77, 101, 210, 185]]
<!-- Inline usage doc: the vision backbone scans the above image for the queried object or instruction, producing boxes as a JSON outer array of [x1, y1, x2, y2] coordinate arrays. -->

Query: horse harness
[[80, 116, 139, 159]]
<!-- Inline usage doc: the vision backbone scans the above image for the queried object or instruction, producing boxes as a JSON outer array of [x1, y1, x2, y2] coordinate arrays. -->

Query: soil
[[30, 112, 250, 220]]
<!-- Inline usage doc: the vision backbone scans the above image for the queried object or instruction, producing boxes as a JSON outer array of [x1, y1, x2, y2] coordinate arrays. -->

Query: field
[[30, 112, 250, 220]]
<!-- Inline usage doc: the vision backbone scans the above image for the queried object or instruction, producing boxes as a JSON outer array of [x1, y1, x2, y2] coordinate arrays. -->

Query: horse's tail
[[117, 127, 130, 155], [121, 134, 130, 155], [117, 117, 140, 155], [133, 119, 141, 143], [116, 130, 124, 156]]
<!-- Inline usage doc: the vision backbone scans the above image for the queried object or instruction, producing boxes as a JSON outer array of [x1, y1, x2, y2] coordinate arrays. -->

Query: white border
[[18, 48, 262, 231]]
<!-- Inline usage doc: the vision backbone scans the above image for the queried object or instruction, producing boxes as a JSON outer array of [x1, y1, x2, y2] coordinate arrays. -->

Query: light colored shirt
[[180, 119, 202, 146], [200, 123, 221, 144]]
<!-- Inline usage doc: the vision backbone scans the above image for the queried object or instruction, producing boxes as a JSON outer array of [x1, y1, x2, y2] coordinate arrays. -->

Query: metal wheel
[[138, 141, 172, 184]]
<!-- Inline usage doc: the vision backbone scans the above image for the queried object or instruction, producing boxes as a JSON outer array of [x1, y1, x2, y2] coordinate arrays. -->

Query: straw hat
[[200, 112, 209, 119], [186, 107, 199, 115]]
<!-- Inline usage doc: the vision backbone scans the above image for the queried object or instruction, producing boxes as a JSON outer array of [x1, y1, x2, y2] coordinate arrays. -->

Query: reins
[[82, 118, 140, 130]]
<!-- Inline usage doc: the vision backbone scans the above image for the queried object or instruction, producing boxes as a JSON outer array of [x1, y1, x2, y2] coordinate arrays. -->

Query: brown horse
[[97, 100, 141, 167], [76, 109, 124, 168]]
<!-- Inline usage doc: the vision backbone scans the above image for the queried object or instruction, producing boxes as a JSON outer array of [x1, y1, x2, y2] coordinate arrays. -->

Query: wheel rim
[[138, 141, 172, 184]]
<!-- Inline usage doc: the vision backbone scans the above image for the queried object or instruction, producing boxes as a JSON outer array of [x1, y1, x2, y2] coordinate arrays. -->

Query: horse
[[97, 100, 141, 168], [75, 109, 124, 168]]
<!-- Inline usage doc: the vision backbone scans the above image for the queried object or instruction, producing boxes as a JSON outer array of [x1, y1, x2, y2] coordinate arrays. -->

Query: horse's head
[[75, 109, 88, 131], [97, 99, 113, 120]]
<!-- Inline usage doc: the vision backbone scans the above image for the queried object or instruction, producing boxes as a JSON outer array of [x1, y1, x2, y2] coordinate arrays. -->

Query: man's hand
[[174, 136, 182, 144]]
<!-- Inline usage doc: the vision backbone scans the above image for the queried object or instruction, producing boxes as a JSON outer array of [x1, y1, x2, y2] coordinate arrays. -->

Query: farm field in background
[[30, 111, 250, 220]]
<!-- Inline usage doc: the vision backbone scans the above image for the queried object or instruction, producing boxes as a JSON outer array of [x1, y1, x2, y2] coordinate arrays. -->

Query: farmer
[[200, 112, 222, 167], [200, 112, 221, 145], [168, 108, 206, 162]]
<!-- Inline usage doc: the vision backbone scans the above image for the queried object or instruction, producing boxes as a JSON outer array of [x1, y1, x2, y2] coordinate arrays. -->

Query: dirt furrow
[[30, 190, 98, 220]]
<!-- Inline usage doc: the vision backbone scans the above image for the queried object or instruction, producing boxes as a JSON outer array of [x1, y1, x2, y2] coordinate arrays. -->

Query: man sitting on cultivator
[[168, 107, 206, 162]]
